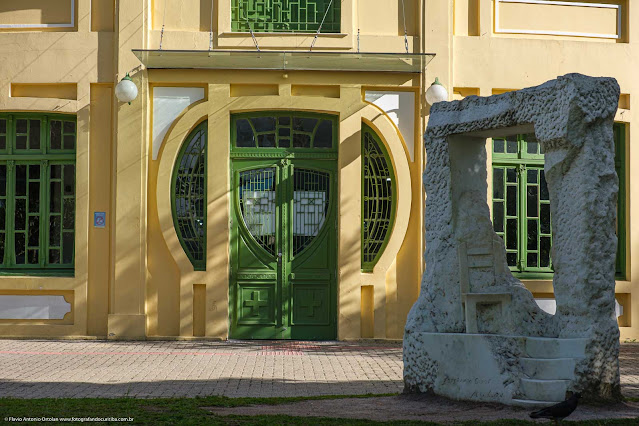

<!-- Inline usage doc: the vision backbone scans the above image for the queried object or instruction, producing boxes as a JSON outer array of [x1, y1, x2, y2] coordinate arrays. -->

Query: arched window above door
[[172, 121, 207, 271]]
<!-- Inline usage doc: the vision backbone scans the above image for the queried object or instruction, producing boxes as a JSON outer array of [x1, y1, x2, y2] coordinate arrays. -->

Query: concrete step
[[525, 337, 588, 359], [520, 357, 576, 380], [520, 378, 569, 402], [511, 398, 563, 409]]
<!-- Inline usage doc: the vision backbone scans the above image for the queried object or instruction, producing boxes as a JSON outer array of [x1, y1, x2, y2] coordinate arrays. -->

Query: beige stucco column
[[107, 0, 149, 339]]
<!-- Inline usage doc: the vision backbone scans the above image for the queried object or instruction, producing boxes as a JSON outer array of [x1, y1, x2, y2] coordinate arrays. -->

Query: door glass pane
[[239, 168, 276, 256], [314, 120, 333, 148], [293, 168, 330, 256]]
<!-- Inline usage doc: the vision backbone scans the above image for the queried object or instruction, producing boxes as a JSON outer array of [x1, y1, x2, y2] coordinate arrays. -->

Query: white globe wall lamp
[[425, 77, 448, 106], [115, 73, 138, 105]]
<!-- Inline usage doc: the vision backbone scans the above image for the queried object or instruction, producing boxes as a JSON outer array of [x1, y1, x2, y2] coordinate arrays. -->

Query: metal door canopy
[[133, 50, 435, 73]]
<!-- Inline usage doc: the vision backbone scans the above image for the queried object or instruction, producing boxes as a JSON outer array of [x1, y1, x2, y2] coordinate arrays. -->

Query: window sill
[[0, 270, 74, 278], [222, 32, 348, 38]]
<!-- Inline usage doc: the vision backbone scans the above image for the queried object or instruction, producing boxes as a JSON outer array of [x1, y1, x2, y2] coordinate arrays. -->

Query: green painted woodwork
[[230, 112, 337, 340], [0, 113, 76, 275], [231, 0, 341, 33], [492, 127, 626, 278], [171, 121, 207, 271], [614, 123, 626, 279], [361, 124, 396, 273]]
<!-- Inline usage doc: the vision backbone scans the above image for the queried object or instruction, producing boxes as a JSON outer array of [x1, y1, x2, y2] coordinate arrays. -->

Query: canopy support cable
[[401, 0, 409, 54], [209, 0, 214, 51], [159, 0, 167, 50], [310, 0, 335, 52]]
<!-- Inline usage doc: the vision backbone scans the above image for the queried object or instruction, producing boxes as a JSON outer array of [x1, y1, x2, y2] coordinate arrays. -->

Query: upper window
[[231, 0, 341, 33], [361, 124, 396, 272], [172, 121, 207, 271], [0, 114, 76, 275], [232, 112, 337, 152], [491, 124, 626, 278]]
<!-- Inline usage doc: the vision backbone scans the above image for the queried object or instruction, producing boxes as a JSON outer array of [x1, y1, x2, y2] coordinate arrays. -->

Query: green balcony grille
[[231, 0, 341, 33], [172, 121, 207, 271], [362, 124, 396, 272]]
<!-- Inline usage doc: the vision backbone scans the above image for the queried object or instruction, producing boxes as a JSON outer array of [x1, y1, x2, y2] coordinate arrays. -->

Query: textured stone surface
[[405, 73, 621, 403]]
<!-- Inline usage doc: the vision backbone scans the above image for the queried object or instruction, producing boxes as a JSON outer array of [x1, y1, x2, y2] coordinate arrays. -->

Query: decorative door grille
[[231, 0, 341, 33], [292, 168, 330, 255], [239, 167, 277, 256]]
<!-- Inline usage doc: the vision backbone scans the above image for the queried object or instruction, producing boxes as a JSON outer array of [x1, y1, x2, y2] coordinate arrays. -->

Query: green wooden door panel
[[230, 158, 337, 340]]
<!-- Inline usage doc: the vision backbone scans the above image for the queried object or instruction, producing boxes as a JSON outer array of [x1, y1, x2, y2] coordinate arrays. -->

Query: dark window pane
[[506, 137, 518, 154], [527, 252, 538, 268], [49, 248, 60, 264], [0, 201, 4, 230], [51, 165, 62, 179], [63, 165, 75, 195], [506, 185, 517, 216], [540, 237, 551, 267], [279, 138, 290, 148], [28, 249, 38, 265], [279, 127, 291, 137], [527, 186, 538, 217], [540, 171, 549, 200], [507, 252, 517, 267], [50, 182, 61, 212], [0, 165, 5, 196], [540, 204, 551, 234], [15, 165, 27, 196], [50, 121, 62, 150], [293, 117, 317, 133], [50, 216, 61, 246], [235, 119, 255, 147], [493, 202, 504, 233], [506, 168, 517, 183], [278, 116, 290, 126], [258, 133, 276, 148], [15, 233, 25, 264], [15, 199, 26, 230], [63, 199, 75, 230], [527, 219, 538, 250], [16, 119, 27, 134], [493, 168, 504, 199], [0, 233, 4, 263], [0, 136, 5, 150], [29, 120, 40, 150], [28, 182, 40, 213], [28, 216, 39, 247], [525, 134, 538, 155], [62, 232, 74, 264], [314, 120, 333, 148], [63, 135, 75, 150], [29, 164, 40, 180], [293, 133, 311, 148], [527, 169, 538, 184], [493, 138, 504, 153], [16, 135, 27, 150], [0, 119, 6, 134], [63, 121, 76, 133], [251, 117, 276, 132], [506, 218, 517, 250]]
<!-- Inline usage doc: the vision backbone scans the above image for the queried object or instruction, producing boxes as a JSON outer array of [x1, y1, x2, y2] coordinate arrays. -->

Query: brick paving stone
[[0, 340, 637, 399]]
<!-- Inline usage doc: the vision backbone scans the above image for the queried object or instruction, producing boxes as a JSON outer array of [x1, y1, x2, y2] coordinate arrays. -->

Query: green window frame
[[0, 113, 76, 276], [491, 124, 626, 279], [172, 121, 207, 271], [231, 0, 341, 33], [361, 124, 396, 272]]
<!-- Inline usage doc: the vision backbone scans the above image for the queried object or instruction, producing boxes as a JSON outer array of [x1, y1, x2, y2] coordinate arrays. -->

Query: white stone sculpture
[[404, 73, 621, 406]]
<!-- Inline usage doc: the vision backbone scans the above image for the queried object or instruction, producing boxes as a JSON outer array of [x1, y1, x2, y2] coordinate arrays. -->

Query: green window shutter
[[172, 121, 207, 271], [0, 113, 76, 276], [361, 124, 396, 272], [492, 129, 625, 279], [231, 0, 341, 33]]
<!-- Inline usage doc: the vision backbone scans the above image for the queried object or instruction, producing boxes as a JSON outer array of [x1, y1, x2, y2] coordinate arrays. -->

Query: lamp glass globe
[[426, 79, 448, 105], [115, 76, 138, 104]]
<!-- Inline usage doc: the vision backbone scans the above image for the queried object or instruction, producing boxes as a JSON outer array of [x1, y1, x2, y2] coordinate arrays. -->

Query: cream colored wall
[[448, 0, 638, 339]]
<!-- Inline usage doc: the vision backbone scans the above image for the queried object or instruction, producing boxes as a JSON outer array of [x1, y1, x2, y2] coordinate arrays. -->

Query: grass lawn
[[1, 394, 637, 425]]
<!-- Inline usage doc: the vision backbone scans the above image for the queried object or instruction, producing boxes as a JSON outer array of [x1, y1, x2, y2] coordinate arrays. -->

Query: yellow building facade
[[0, 0, 636, 341]]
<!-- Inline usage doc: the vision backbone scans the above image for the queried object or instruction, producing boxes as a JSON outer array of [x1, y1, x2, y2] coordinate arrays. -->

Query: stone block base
[[107, 314, 146, 339]]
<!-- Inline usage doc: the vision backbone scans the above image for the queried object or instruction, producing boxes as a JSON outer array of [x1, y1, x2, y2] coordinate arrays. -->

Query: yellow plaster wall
[[0, 0, 73, 27]]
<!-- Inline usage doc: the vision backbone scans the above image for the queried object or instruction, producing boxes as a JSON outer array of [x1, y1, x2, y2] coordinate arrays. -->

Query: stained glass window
[[362, 124, 396, 272], [172, 121, 207, 271], [231, 0, 341, 33]]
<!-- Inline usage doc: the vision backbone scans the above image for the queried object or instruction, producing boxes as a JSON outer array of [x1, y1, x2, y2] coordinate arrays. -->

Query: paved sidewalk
[[0, 340, 637, 399]]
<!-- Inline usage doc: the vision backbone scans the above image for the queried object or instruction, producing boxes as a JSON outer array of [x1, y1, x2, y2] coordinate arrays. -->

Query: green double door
[[230, 158, 337, 340]]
